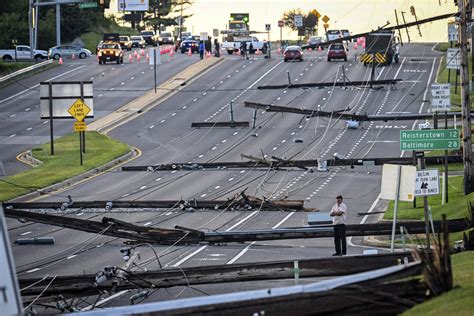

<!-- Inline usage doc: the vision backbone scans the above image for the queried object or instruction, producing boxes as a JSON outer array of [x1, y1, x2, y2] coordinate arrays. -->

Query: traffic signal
[[410, 6, 416, 16]]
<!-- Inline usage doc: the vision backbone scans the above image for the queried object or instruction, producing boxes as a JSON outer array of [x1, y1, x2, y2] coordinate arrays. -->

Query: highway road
[[5, 43, 443, 310]]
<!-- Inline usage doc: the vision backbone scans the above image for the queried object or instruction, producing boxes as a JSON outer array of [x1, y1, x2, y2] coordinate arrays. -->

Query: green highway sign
[[400, 129, 460, 151], [79, 2, 98, 9]]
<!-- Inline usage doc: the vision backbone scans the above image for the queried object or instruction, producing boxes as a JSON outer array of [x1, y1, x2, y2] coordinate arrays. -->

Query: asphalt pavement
[[5, 43, 444, 309]]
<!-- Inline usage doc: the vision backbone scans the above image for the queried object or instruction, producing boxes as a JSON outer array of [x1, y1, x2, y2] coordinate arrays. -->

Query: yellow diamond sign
[[68, 99, 91, 122], [322, 15, 330, 23]]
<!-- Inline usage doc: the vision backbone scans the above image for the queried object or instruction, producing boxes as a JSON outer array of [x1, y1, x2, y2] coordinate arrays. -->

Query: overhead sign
[[79, 1, 98, 9], [414, 169, 440, 196], [230, 13, 249, 23], [431, 83, 451, 112], [40, 81, 94, 119], [448, 22, 459, 42], [74, 121, 87, 132], [400, 129, 460, 151], [278, 20, 284, 28], [322, 15, 330, 23], [68, 99, 91, 122], [0, 205, 23, 315], [118, 0, 149, 12], [265, 24, 271, 31], [294, 15, 303, 28], [446, 48, 460, 69], [380, 164, 416, 202]]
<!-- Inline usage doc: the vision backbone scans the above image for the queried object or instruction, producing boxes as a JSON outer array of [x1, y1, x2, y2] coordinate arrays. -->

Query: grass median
[[0, 131, 130, 202]]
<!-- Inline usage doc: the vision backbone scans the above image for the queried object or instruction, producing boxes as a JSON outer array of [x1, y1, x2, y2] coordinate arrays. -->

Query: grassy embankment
[[80, 23, 138, 53], [0, 132, 129, 202]]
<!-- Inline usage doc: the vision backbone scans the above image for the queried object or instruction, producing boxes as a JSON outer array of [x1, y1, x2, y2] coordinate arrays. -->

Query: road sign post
[[68, 97, 91, 166], [278, 20, 284, 47]]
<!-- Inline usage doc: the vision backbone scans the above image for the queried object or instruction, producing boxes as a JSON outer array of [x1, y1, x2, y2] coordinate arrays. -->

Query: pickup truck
[[0, 45, 48, 62], [140, 30, 159, 46], [221, 36, 267, 55]]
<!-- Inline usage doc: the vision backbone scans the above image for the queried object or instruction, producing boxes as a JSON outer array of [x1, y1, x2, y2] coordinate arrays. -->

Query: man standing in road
[[198, 41, 205, 59], [330, 195, 347, 256]]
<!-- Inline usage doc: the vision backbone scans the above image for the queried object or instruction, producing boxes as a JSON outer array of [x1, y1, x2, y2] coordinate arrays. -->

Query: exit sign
[[79, 2, 98, 9]]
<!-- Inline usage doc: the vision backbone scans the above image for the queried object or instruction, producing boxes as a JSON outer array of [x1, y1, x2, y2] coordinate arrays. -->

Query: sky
[[109, 0, 458, 42]]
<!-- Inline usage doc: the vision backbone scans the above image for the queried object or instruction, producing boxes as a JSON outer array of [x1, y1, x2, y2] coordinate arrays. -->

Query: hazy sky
[[109, 0, 458, 42]]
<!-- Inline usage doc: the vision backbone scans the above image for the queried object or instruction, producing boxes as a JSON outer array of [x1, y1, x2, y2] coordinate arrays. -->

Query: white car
[[0, 45, 48, 62], [48, 45, 92, 60]]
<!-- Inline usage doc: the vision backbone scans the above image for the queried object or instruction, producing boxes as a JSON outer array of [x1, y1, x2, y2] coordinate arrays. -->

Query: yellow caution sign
[[360, 53, 387, 64], [322, 15, 330, 23], [68, 99, 91, 122], [74, 121, 87, 132]]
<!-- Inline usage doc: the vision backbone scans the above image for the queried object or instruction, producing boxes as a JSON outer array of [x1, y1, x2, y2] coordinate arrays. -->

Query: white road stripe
[[172, 245, 207, 267]]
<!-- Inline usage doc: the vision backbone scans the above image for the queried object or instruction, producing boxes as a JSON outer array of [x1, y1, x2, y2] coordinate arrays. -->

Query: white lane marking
[[26, 127, 32, 131], [76, 212, 84, 216], [214, 185, 221, 189], [225, 211, 258, 232], [139, 185, 147, 190], [143, 222, 152, 226], [227, 212, 295, 264], [155, 177, 162, 182], [26, 268, 42, 274], [9, 134, 16, 138], [200, 193, 207, 198], [149, 125, 155, 129], [67, 254, 77, 260], [21, 231, 32, 236], [228, 178, 234, 181], [172, 245, 208, 267], [0, 65, 86, 105], [25, 108, 31, 111], [121, 193, 130, 197], [130, 77, 135, 80]]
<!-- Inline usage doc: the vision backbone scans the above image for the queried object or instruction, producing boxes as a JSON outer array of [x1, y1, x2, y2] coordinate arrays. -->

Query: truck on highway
[[360, 30, 399, 66], [221, 33, 267, 55], [0, 45, 48, 62]]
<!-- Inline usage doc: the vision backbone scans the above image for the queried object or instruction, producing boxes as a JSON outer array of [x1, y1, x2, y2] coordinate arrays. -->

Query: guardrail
[[0, 59, 53, 83]]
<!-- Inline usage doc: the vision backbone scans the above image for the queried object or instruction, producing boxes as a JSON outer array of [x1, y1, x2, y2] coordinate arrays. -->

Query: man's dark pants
[[333, 224, 346, 255]]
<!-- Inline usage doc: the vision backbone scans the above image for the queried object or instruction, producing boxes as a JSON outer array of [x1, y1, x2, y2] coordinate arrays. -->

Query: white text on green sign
[[400, 129, 460, 151]]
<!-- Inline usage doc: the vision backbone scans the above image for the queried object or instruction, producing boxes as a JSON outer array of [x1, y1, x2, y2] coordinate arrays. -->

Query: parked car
[[130, 36, 146, 48], [307, 36, 326, 49], [0, 45, 48, 62], [140, 30, 159, 46], [48, 45, 91, 60], [97, 42, 124, 64], [119, 36, 132, 51], [180, 39, 199, 53], [327, 43, 348, 61], [160, 32, 174, 45], [283, 46, 303, 62]]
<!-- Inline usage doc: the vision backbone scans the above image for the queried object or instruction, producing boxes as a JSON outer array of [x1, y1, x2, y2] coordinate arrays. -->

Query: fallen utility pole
[[244, 102, 470, 122], [191, 121, 249, 128], [119, 155, 462, 172], [257, 79, 401, 90], [4, 208, 472, 245], [19, 252, 415, 299], [4, 193, 308, 212]]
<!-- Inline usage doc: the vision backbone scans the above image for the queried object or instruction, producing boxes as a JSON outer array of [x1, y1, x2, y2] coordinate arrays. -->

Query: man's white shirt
[[330, 202, 347, 225]]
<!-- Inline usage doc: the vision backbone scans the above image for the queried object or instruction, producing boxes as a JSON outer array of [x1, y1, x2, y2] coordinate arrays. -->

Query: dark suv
[[140, 30, 158, 46], [327, 43, 348, 62]]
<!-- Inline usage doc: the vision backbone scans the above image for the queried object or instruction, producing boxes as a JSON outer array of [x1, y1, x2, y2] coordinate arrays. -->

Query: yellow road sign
[[310, 9, 321, 19], [68, 99, 91, 122], [322, 15, 330, 23], [323, 23, 329, 29], [74, 121, 87, 132]]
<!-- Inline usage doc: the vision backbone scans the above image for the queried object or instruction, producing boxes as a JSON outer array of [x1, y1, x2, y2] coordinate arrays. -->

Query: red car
[[327, 43, 348, 62], [284, 46, 303, 62]]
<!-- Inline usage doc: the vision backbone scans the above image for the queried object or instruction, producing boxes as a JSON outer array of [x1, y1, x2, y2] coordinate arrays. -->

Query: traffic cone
[[187, 48, 192, 56], [58, 57, 63, 65], [308, 47, 312, 52], [129, 54, 133, 63], [72, 53, 75, 60], [354, 43, 358, 50], [206, 51, 211, 59], [146, 53, 149, 62], [134, 50, 138, 57], [137, 54, 141, 62], [169, 49, 174, 57], [317, 45, 322, 52], [277, 47, 281, 54], [141, 48, 145, 56]]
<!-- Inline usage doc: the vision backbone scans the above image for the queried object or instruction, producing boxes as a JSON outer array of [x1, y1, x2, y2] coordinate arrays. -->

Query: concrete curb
[[11, 148, 139, 202], [17, 150, 43, 167]]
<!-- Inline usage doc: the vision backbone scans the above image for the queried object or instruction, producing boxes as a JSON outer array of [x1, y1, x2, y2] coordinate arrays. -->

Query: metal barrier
[[0, 59, 53, 83]]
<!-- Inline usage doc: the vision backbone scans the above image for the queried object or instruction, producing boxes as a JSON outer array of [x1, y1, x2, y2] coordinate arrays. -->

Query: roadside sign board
[[213, 29, 219, 37], [74, 121, 87, 132], [117, 0, 149, 12], [380, 164, 416, 201], [414, 169, 440, 196], [68, 99, 91, 122], [149, 47, 161, 65], [322, 15, 330, 23], [40, 82, 94, 119], [278, 20, 284, 28], [400, 129, 460, 151], [448, 22, 459, 42], [0, 205, 23, 315], [431, 83, 451, 112], [446, 48, 461, 69], [79, 1, 98, 9], [265, 24, 271, 31], [200, 32, 208, 41], [294, 15, 303, 28]]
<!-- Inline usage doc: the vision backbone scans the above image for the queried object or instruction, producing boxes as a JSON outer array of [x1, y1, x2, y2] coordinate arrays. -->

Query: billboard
[[40, 82, 94, 119], [118, 0, 149, 12]]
